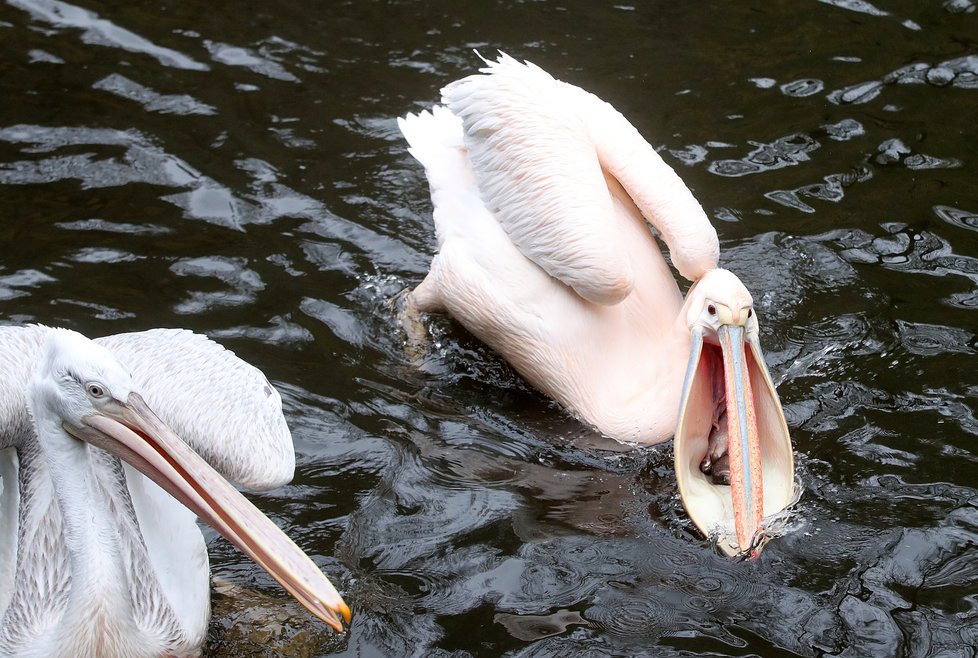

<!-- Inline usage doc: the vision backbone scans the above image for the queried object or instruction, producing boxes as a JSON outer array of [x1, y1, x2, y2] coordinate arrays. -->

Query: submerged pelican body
[[399, 54, 794, 555], [0, 325, 349, 657]]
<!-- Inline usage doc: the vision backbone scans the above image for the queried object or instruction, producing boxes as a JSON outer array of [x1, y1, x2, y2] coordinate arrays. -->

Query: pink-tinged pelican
[[398, 53, 794, 555], [0, 325, 350, 657]]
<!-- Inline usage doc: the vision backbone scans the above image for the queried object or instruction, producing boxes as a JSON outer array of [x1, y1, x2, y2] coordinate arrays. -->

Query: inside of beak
[[674, 326, 795, 557]]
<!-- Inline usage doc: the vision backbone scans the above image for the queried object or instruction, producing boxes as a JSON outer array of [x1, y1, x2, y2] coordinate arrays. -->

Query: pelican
[[398, 53, 794, 555], [0, 325, 350, 657]]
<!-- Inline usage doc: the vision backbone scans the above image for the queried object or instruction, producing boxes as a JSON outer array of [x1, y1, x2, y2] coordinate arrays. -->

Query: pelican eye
[[707, 304, 716, 316], [747, 309, 753, 318], [86, 383, 106, 398]]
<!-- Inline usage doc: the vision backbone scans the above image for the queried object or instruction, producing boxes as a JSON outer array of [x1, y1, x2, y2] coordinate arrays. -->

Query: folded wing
[[442, 53, 719, 305]]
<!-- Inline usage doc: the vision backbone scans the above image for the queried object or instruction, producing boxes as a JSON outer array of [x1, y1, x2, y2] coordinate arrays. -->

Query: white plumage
[[399, 54, 794, 555], [0, 324, 348, 657], [97, 328, 295, 489], [400, 53, 720, 443]]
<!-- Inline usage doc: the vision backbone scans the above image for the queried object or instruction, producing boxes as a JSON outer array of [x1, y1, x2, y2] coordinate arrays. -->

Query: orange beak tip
[[319, 608, 344, 633], [318, 599, 351, 632]]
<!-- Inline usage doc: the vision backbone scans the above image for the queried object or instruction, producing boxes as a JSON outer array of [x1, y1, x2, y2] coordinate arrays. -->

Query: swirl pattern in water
[[0, 0, 977, 656]]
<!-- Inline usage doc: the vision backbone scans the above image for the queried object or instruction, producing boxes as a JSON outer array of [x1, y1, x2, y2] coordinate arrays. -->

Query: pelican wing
[[559, 81, 720, 282], [443, 53, 719, 296], [0, 326, 62, 626], [96, 329, 295, 491], [0, 448, 18, 619], [0, 325, 293, 489], [443, 55, 634, 305], [0, 326, 46, 451]]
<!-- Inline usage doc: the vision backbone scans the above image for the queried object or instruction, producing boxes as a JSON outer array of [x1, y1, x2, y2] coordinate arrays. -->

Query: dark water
[[2, 0, 978, 655]]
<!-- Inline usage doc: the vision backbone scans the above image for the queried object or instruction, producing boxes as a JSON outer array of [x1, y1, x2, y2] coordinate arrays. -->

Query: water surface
[[1, 0, 977, 656]]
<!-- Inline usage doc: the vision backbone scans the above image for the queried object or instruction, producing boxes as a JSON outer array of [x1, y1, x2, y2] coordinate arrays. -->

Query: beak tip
[[319, 598, 351, 632], [320, 608, 345, 633]]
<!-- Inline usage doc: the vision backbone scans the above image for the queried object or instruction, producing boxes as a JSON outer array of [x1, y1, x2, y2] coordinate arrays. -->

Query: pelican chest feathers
[[399, 53, 795, 555], [0, 325, 349, 658]]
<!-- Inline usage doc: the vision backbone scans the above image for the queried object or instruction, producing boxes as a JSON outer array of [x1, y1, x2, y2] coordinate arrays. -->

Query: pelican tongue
[[718, 324, 763, 553]]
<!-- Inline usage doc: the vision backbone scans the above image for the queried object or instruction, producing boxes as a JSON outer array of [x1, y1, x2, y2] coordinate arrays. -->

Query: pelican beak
[[674, 317, 794, 557], [716, 323, 763, 551], [66, 392, 351, 632]]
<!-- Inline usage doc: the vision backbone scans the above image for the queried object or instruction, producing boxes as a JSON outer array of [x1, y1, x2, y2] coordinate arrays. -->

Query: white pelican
[[0, 325, 350, 657], [398, 54, 794, 555]]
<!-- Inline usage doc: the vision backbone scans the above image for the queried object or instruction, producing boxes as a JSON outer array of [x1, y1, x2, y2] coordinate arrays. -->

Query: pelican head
[[673, 270, 794, 556], [28, 328, 351, 632], [30, 330, 135, 434]]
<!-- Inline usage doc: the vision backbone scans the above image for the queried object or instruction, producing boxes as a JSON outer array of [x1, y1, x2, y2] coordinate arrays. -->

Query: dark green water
[[2, 0, 977, 656]]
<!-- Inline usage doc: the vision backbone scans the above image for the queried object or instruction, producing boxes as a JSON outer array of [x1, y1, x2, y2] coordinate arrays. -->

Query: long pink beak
[[67, 392, 351, 631], [717, 324, 764, 553], [674, 323, 794, 556]]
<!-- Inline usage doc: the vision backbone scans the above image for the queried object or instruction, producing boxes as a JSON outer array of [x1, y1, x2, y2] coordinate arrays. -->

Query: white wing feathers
[[0, 326, 45, 451], [398, 106, 480, 251], [439, 53, 719, 295], [0, 325, 295, 490], [557, 79, 720, 281], [96, 328, 295, 491], [0, 448, 18, 620], [0, 325, 294, 490], [443, 55, 633, 305]]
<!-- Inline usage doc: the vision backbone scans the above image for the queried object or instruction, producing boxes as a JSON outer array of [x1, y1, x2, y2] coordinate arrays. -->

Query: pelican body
[[0, 325, 349, 657], [399, 54, 794, 555]]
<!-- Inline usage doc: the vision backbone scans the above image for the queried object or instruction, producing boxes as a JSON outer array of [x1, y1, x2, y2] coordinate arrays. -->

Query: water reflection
[[1, 0, 977, 655], [829, 55, 978, 105], [8, 0, 209, 70], [93, 73, 218, 116]]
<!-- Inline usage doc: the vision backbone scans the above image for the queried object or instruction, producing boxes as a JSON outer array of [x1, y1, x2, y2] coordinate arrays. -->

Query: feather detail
[[443, 52, 718, 287], [558, 81, 719, 281], [443, 53, 634, 305], [0, 324, 301, 655], [95, 328, 294, 491]]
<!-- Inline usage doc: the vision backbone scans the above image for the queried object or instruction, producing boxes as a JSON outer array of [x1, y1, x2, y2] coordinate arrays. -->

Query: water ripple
[[934, 203, 978, 233], [205, 40, 300, 82], [587, 590, 678, 638], [818, 0, 889, 17], [708, 132, 820, 177], [170, 256, 265, 314], [93, 73, 217, 116], [209, 315, 314, 346], [874, 138, 961, 170], [897, 320, 976, 356], [68, 247, 140, 264], [780, 78, 824, 97], [8, 0, 208, 71], [54, 219, 172, 235], [829, 55, 978, 105], [765, 166, 873, 213], [832, 224, 978, 307], [0, 268, 55, 300], [27, 48, 62, 63], [494, 608, 588, 641]]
